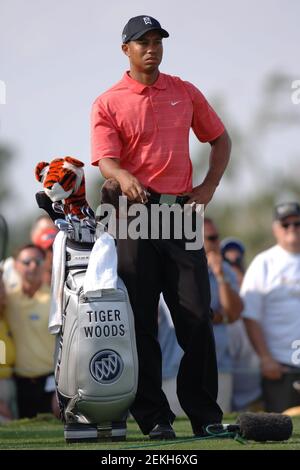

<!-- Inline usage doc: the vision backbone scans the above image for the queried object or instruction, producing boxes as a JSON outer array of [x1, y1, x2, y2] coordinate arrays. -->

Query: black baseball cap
[[122, 15, 169, 43], [273, 202, 300, 221]]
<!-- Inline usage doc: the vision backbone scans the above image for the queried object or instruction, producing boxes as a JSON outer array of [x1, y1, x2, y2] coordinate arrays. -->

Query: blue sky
[[0, 0, 299, 224]]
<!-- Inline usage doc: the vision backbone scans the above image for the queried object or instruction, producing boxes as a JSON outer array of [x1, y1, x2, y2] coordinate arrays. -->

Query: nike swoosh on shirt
[[170, 101, 181, 106]]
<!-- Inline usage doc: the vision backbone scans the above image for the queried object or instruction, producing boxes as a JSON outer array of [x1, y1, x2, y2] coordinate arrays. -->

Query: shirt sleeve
[[91, 98, 122, 166], [223, 262, 239, 292], [240, 255, 266, 322], [183, 81, 225, 143]]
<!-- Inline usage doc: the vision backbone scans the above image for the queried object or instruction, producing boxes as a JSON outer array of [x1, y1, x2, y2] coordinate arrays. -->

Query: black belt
[[147, 190, 189, 207]]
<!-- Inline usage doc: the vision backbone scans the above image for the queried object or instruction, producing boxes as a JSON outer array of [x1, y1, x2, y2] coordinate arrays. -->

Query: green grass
[[1, 415, 300, 450]]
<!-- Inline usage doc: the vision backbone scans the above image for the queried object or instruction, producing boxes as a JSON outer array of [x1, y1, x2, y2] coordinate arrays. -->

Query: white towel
[[83, 231, 118, 296], [49, 230, 67, 334], [159, 294, 175, 329]]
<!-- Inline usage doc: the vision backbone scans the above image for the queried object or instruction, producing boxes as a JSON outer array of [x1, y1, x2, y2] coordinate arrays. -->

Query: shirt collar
[[123, 72, 166, 94], [12, 283, 50, 299]]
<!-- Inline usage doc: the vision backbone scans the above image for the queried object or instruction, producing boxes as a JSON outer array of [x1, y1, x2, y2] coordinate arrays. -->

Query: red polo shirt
[[91, 72, 224, 194]]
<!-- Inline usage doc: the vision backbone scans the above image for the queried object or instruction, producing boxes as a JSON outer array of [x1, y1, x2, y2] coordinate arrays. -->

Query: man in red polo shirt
[[91, 15, 231, 439]]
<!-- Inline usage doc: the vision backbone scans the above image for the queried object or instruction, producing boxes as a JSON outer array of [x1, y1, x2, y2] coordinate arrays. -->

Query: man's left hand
[[185, 181, 216, 207]]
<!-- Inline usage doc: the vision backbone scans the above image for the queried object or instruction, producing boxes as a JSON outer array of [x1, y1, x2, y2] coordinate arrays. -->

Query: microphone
[[236, 412, 293, 442], [206, 412, 293, 442]]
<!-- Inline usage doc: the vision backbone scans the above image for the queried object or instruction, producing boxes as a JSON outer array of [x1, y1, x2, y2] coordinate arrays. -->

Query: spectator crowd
[[1, 201, 300, 421]]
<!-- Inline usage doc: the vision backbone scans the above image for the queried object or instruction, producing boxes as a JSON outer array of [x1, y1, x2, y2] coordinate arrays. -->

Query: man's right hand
[[206, 250, 223, 277], [115, 169, 148, 203], [98, 158, 148, 203], [260, 356, 284, 380]]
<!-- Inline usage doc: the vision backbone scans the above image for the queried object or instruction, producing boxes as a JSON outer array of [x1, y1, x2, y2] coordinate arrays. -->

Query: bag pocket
[[77, 288, 138, 400]]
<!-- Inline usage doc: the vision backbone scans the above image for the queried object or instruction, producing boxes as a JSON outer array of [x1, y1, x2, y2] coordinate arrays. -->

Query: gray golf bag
[[55, 236, 138, 442], [36, 192, 138, 443]]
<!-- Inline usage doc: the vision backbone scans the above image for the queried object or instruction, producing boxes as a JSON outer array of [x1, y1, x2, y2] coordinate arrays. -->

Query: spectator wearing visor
[[2, 216, 57, 291], [34, 227, 57, 286], [221, 237, 262, 411], [221, 238, 245, 287]]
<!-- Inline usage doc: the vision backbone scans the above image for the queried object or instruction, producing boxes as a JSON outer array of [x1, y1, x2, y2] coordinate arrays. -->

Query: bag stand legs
[[64, 421, 127, 443]]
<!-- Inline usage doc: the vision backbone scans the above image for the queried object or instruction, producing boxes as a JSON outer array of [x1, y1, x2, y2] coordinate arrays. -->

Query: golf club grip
[[0, 214, 8, 262], [35, 191, 61, 221]]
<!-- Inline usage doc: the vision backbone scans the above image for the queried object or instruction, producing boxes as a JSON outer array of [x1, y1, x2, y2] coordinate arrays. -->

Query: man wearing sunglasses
[[204, 217, 243, 412], [1, 244, 56, 418], [241, 202, 300, 412]]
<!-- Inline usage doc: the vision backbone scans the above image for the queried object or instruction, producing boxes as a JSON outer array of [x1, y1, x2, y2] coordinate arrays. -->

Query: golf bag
[[36, 190, 138, 443], [55, 235, 138, 442]]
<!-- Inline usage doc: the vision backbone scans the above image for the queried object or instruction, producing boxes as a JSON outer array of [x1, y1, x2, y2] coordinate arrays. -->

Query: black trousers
[[15, 374, 53, 419], [117, 212, 222, 434]]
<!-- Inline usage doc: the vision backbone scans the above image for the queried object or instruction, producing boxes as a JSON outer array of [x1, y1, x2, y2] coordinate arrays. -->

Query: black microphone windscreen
[[237, 412, 293, 442]]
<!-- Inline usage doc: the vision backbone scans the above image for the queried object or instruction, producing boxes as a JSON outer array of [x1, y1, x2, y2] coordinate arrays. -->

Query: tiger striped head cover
[[35, 156, 90, 218]]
